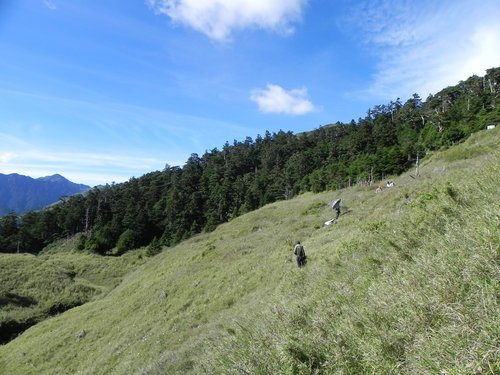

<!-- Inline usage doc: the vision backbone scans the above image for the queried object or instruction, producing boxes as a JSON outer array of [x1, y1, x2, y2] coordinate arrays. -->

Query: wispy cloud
[[0, 152, 16, 163], [0, 132, 32, 148], [21, 150, 164, 170], [43, 0, 57, 10], [0, 90, 257, 184], [0, 148, 170, 186], [0, 131, 176, 186], [147, 0, 307, 41], [250, 84, 316, 115], [346, 0, 500, 100], [0, 86, 255, 148]]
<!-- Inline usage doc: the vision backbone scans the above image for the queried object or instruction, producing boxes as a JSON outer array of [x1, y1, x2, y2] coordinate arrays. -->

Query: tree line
[[1, 68, 498, 255]]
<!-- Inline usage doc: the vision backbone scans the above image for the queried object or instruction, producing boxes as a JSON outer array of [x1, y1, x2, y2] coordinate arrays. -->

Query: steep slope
[[0, 128, 498, 374], [5, 68, 497, 255], [0, 173, 90, 215]]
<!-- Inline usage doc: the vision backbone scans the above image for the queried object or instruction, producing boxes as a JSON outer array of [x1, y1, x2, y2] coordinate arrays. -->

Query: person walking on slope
[[331, 198, 342, 220], [293, 241, 307, 267]]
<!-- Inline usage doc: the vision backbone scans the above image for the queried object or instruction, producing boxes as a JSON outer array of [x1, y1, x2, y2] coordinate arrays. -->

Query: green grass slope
[[0, 238, 147, 344], [0, 128, 498, 374]]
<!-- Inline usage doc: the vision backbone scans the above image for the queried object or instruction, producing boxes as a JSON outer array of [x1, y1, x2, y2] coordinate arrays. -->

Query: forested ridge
[[1, 68, 498, 255]]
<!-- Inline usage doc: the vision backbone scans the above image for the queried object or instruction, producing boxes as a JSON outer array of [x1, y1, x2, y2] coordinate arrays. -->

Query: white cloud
[[250, 84, 316, 115], [0, 152, 16, 163], [347, 0, 500, 100], [147, 0, 307, 41]]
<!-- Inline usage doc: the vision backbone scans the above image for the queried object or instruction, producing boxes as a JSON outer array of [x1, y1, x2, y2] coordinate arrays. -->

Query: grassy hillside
[[0, 238, 147, 344], [0, 128, 498, 374]]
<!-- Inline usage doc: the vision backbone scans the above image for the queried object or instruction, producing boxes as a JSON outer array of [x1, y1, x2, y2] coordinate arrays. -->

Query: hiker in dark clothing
[[331, 198, 341, 220], [293, 241, 307, 267]]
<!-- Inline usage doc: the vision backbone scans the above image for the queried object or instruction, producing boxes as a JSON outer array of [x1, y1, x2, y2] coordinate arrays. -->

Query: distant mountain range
[[0, 173, 90, 216]]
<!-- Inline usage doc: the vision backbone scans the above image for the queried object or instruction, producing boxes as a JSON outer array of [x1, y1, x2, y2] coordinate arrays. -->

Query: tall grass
[[0, 128, 498, 374], [200, 131, 500, 374], [0, 236, 147, 344]]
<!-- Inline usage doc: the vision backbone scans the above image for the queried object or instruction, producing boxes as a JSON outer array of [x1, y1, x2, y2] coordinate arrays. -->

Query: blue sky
[[1, 0, 499, 186]]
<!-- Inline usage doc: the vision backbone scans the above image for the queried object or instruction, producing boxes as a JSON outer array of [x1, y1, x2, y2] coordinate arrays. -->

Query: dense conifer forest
[[0, 68, 498, 255]]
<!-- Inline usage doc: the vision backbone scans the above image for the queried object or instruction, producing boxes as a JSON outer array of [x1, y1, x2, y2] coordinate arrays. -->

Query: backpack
[[294, 244, 305, 258]]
